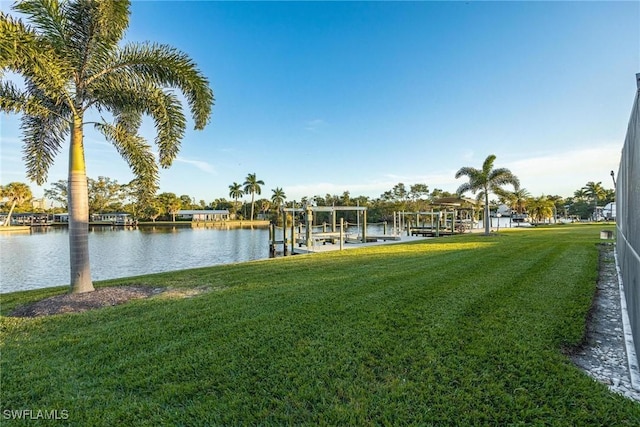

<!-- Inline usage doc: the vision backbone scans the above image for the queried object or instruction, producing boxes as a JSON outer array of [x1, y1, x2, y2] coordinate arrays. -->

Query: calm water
[[0, 226, 270, 293], [0, 220, 517, 294]]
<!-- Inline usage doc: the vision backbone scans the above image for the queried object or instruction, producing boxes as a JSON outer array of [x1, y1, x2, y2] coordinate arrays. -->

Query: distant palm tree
[[509, 185, 531, 215], [271, 187, 286, 209], [228, 182, 244, 217], [583, 181, 606, 219], [573, 188, 589, 201], [0, 0, 214, 293], [583, 181, 605, 199], [455, 154, 519, 235], [271, 187, 286, 226], [1, 182, 33, 226], [243, 173, 265, 221], [528, 196, 555, 224]]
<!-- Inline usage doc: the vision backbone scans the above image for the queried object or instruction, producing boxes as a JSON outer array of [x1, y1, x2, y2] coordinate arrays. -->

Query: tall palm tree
[[243, 173, 264, 221], [271, 187, 286, 226], [455, 154, 519, 235], [1, 182, 33, 226], [228, 182, 244, 217], [0, 0, 214, 293]]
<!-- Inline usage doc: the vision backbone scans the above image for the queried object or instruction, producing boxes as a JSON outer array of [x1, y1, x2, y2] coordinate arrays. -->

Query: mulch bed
[[9, 285, 164, 318]]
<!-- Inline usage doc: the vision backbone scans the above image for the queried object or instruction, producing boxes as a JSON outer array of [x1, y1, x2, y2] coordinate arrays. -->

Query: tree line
[[1, 172, 615, 225]]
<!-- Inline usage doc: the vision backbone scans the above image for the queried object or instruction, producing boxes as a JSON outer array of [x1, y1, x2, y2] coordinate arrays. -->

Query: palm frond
[[489, 168, 519, 187], [21, 110, 69, 185], [14, 0, 67, 50], [482, 154, 497, 174], [90, 77, 186, 167], [92, 42, 213, 129], [454, 166, 480, 180], [456, 182, 474, 196], [94, 120, 158, 195], [65, 0, 130, 74], [0, 80, 51, 116], [150, 89, 186, 167], [491, 187, 511, 200], [112, 107, 142, 135], [0, 11, 72, 104], [18, 77, 71, 185]]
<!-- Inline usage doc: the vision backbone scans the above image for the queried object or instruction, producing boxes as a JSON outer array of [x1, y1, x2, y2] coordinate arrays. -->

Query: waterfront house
[[52, 213, 133, 225], [53, 213, 69, 223], [91, 213, 133, 225], [0, 212, 50, 225], [177, 210, 230, 222]]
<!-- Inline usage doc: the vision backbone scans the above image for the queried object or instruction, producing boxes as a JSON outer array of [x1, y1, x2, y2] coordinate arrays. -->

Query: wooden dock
[[409, 227, 454, 237]]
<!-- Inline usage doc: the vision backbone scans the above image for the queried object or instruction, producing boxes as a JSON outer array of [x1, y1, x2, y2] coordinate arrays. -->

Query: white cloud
[[175, 156, 216, 174], [503, 144, 621, 196], [281, 143, 622, 201], [304, 119, 326, 132]]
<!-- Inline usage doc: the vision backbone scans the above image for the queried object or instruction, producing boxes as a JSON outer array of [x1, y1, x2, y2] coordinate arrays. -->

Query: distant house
[[495, 204, 512, 217], [91, 213, 133, 225], [53, 213, 69, 223], [177, 210, 230, 222], [1, 212, 49, 225], [602, 202, 616, 221], [53, 213, 133, 225]]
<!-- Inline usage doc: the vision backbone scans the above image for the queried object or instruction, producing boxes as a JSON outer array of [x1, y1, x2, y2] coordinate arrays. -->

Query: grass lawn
[[2, 224, 639, 425]]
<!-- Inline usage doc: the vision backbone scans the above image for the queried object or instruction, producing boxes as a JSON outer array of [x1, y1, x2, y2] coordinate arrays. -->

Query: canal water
[[0, 226, 271, 294], [0, 219, 520, 294]]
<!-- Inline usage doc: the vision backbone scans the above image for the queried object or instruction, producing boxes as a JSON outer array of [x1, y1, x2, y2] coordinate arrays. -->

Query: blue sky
[[1, 0, 639, 204]]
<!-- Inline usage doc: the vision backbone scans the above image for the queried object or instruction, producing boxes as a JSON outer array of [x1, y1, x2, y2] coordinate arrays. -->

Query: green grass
[[2, 224, 638, 425]]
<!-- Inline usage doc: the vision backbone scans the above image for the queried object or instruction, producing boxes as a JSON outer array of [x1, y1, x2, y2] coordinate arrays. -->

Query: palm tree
[[509, 185, 531, 215], [271, 187, 286, 226], [528, 196, 555, 224], [243, 173, 264, 221], [228, 182, 244, 217], [271, 187, 286, 209], [0, 0, 213, 293], [583, 181, 606, 220], [1, 182, 33, 226], [455, 154, 519, 235]]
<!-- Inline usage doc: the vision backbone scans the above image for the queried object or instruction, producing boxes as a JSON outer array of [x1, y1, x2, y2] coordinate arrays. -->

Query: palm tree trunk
[[3, 200, 17, 226], [68, 114, 94, 293], [484, 192, 491, 235], [250, 192, 255, 221]]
